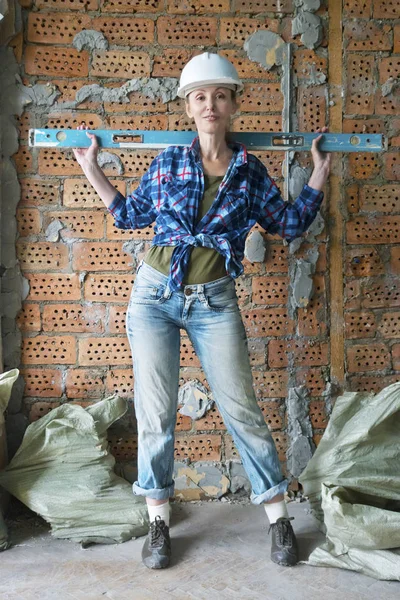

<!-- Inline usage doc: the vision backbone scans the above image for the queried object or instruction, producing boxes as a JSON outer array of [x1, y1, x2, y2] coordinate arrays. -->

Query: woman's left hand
[[311, 126, 331, 172]]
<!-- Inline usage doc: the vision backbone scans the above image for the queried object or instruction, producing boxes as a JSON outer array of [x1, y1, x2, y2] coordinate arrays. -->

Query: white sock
[[147, 501, 170, 527], [264, 500, 289, 525]]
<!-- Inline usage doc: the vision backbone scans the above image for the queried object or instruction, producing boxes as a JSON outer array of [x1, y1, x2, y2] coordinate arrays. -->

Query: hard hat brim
[[177, 79, 244, 99]]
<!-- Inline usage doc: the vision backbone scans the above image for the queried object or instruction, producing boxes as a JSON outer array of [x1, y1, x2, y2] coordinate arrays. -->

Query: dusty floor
[[0, 499, 399, 600]]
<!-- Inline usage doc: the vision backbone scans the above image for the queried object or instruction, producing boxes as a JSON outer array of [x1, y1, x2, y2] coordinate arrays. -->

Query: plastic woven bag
[[0, 395, 148, 545], [299, 382, 400, 580]]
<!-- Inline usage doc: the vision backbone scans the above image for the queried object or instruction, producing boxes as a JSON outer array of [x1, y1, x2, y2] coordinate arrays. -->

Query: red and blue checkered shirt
[[108, 137, 324, 291]]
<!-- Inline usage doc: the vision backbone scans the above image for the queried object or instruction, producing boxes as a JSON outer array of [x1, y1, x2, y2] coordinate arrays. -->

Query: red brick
[[109, 305, 127, 334], [295, 368, 327, 397], [293, 49, 328, 85], [378, 312, 400, 338], [25, 46, 89, 77], [113, 150, 159, 178], [17, 304, 41, 332], [252, 371, 288, 399], [108, 433, 137, 461], [248, 339, 266, 366], [298, 86, 327, 132], [17, 208, 41, 237], [375, 89, 400, 116], [104, 89, 167, 114], [343, 118, 385, 135], [271, 432, 288, 462], [294, 244, 327, 273], [72, 242, 134, 271], [179, 369, 208, 389], [347, 343, 391, 373], [84, 274, 134, 302], [390, 247, 400, 275], [219, 17, 278, 46], [168, 114, 195, 131], [100, 0, 163, 12], [168, 0, 230, 13], [392, 344, 400, 370], [78, 337, 132, 366], [345, 54, 375, 115], [17, 242, 69, 271], [157, 16, 217, 46], [395, 25, 400, 53], [42, 304, 106, 333], [240, 83, 283, 113], [343, 0, 372, 18], [43, 210, 104, 239], [91, 51, 150, 79], [309, 401, 328, 429], [194, 406, 225, 431], [65, 369, 106, 399], [232, 115, 282, 133], [258, 401, 283, 430], [19, 178, 60, 207], [105, 369, 134, 398], [232, 0, 292, 13], [298, 297, 327, 337], [346, 216, 400, 245], [21, 368, 63, 398], [180, 338, 200, 367], [38, 150, 83, 176], [25, 274, 81, 301], [346, 183, 359, 214], [384, 153, 400, 181], [293, 340, 329, 367], [36, 0, 97, 9], [44, 79, 99, 109], [13, 147, 33, 174], [63, 179, 125, 208], [21, 335, 76, 365], [345, 246, 385, 277], [268, 339, 289, 369], [252, 276, 289, 305], [243, 308, 295, 337], [374, 1, 400, 19], [348, 374, 399, 393], [359, 184, 400, 213], [264, 245, 288, 273], [106, 213, 153, 241], [347, 153, 381, 179], [345, 310, 377, 339], [153, 48, 195, 77], [29, 401, 61, 422], [361, 278, 400, 309], [175, 434, 221, 461], [27, 12, 91, 45], [107, 115, 168, 130], [344, 20, 392, 51], [220, 50, 278, 80], [46, 112, 103, 130], [92, 17, 155, 45]]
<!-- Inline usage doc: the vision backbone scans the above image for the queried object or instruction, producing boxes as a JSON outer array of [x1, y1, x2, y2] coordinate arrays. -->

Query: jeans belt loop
[[197, 283, 206, 302]]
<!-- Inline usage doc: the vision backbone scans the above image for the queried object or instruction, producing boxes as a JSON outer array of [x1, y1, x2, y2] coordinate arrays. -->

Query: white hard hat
[[177, 52, 244, 98]]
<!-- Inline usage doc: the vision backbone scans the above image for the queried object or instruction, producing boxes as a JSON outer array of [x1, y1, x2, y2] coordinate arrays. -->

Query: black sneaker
[[141, 516, 171, 569], [269, 517, 298, 566]]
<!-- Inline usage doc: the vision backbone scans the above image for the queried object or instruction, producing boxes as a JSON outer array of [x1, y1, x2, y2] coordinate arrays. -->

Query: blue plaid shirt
[[108, 137, 324, 291]]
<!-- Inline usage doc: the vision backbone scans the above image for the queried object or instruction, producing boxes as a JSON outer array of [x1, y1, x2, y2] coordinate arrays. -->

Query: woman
[[73, 52, 331, 570]]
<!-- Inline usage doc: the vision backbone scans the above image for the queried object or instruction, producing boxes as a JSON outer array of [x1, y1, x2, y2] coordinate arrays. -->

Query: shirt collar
[[188, 136, 248, 170]]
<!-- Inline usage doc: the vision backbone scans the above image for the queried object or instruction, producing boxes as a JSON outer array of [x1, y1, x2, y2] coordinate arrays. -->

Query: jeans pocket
[[130, 282, 168, 305], [204, 282, 238, 312]]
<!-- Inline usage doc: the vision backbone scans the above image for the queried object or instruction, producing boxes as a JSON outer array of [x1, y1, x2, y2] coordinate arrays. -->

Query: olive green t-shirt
[[144, 174, 228, 284]]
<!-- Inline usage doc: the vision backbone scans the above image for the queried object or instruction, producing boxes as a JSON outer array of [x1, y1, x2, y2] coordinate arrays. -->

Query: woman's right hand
[[72, 122, 99, 171]]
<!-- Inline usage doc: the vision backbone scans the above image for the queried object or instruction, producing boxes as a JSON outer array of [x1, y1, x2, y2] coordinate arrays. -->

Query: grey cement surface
[[1, 500, 399, 600]]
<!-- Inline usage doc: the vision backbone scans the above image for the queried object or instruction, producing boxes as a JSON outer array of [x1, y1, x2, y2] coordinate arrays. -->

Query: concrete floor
[[0, 500, 399, 600]]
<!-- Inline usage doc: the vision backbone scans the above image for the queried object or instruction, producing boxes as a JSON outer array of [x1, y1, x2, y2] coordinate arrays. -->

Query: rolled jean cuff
[[250, 479, 289, 505], [132, 481, 175, 501]]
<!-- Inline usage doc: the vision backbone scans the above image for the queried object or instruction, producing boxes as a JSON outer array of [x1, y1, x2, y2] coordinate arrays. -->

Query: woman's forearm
[[81, 163, 119, 208], [307, 165, 330, 192]]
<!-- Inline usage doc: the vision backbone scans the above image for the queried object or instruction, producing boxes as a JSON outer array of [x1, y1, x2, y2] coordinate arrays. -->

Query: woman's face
[[185, 86, 237, 135]]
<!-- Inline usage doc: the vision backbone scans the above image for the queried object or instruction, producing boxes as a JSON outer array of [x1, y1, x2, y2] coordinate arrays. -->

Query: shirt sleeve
[[107, 159, 158, 230], [257, 176, 324, 241]]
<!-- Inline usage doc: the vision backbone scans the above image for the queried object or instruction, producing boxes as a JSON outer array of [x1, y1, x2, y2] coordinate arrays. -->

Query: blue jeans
[[126, 261, 288, 504]]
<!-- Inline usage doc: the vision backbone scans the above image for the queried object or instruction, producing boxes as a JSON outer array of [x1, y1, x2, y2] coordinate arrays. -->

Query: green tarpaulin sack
[[0, 395, 148, 545], [0, 369, 20, 551], [299, 381, 400, 580]]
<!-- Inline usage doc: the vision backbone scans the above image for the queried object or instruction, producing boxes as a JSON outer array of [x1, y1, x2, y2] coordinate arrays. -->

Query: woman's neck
[[198, 132, 233, 176]]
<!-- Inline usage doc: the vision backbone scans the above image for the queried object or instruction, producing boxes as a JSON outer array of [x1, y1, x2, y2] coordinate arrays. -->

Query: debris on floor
[[178, 380, 214, 420]]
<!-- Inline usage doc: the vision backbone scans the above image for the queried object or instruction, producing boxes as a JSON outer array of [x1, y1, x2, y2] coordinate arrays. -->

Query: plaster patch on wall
[[381, 77, 400, 98], [174, 462, 229, 500], [178, 380, 214, 420], [75, 77, 179, 106], [228, 462, 251, 495], [22, 83, 60, 108], [97, 151, 124, 174], [292, 11, 323, 49], [286, 385, 314, 478], [45, 219, 64, 243], [290, 258, 315, 309], [244, 230, 266, 263], [73, 30, 108, 52], [244, 30, 286, 71], [294, 0, 321, 11]]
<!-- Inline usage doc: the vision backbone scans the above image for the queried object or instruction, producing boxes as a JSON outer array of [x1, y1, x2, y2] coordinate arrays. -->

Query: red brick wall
[[13, 0, 399, 489]]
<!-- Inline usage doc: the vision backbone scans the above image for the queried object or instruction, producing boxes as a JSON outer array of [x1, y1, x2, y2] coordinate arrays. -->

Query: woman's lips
[[204, 116, 218, 121]]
